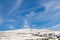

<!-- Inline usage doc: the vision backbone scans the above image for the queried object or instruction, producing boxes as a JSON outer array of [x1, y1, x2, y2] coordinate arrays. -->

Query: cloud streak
[[9, 0, 22, 14], [0, 0, 60, 30], [47, 23, 60, 30], [25, 0, 60, 30]]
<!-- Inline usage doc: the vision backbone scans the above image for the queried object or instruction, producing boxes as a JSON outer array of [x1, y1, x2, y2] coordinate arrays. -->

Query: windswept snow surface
[[0, 29, 60, 40]]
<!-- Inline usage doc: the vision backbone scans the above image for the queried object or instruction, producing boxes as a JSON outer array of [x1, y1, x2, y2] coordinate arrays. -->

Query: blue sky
[[0, 0, 60, 31]]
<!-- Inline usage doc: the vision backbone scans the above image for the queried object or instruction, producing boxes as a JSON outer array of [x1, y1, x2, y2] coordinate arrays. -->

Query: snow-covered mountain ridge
[[0, 29, 60, 40]]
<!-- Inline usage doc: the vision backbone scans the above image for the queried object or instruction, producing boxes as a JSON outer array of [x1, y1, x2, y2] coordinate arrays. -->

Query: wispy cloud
[[40, 0, 60, 27], [23, 19, 29, 29], [9, 0, 22, 14], [6, 24, 16, 29], [25, 0, 60, 30], [1, 0, 60, 30], [47, 23, 60, 30], [0, 17, 4, 24]]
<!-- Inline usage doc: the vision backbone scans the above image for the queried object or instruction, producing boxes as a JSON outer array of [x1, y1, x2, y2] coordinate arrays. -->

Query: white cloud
[[6, 24, 16, 29], [25, 0, 60, 30], [43, 0, 60, 14], [39, 0, 60, 27], [47, 23, 60, 30], [7, 0, 60, 30], [0, 17, 4, 24], [9, 0, 22, 14], [23, 19, 30, 29], [7, 19, 16, 22], [26, 11, 36, 18]]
